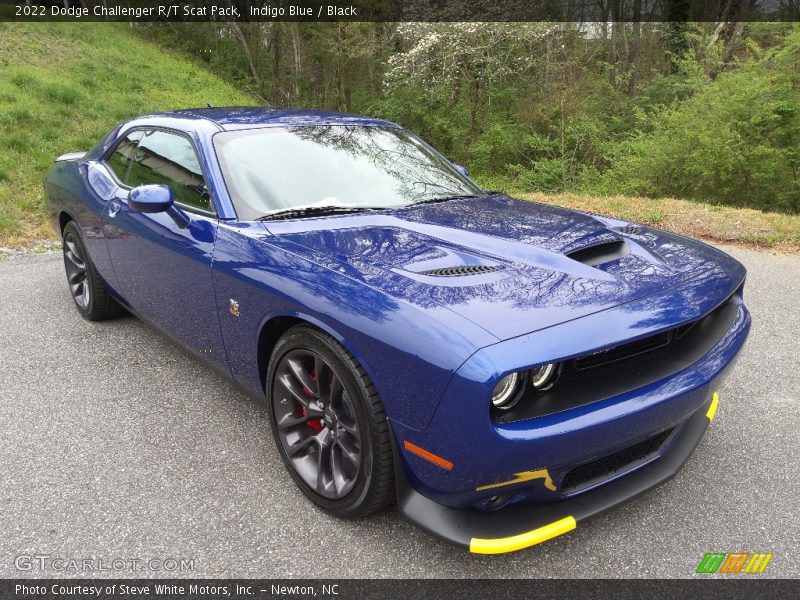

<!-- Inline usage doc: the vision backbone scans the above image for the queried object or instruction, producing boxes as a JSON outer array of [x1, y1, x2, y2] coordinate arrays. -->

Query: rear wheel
[[267, 325, 394, 518], [62, 221, 123, 321]]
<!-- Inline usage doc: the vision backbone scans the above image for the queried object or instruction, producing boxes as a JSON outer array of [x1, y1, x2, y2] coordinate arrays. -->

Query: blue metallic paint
[[45, 108, 751, 546], [211, 220, 496, 430], [127, 184, 174, 213], [264, 197, 742, 342], [104, 198, 225, 371]]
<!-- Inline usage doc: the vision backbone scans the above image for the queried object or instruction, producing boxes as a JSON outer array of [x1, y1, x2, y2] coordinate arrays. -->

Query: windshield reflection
[[213, 125, 483, 220]]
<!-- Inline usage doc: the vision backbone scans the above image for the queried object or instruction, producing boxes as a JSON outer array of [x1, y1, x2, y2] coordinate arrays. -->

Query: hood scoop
[[419, 264, 499, 277], [566, 239, 629, 266]]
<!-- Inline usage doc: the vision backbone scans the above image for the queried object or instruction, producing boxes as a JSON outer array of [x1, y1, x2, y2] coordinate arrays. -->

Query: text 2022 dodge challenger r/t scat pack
[[45, 108, 750, 554]]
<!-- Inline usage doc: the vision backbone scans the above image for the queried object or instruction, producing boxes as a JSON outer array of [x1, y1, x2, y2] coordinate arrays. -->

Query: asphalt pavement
[[0, 245, 798, 578]]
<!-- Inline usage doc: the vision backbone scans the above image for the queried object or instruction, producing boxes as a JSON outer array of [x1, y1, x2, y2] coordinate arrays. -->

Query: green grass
[[0, 23, 257, 247], [474, 173, 800, 253]]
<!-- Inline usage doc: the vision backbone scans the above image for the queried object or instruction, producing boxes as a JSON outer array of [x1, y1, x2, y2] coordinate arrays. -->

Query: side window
[[105, 130, 143, 184], [127, 130, 213, 213]]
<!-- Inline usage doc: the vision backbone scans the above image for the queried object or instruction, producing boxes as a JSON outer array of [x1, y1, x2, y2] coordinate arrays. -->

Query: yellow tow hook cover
[[469, 516, 577, 554], [706, 391, 720, 422]]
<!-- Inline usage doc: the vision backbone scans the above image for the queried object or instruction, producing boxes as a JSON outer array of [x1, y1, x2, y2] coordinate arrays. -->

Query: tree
[[386, 23, 553, 135]]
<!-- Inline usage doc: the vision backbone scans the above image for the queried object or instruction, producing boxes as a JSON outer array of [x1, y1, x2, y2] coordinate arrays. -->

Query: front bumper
[[397, 392, 719, 553], [390, 274, 750, 552]]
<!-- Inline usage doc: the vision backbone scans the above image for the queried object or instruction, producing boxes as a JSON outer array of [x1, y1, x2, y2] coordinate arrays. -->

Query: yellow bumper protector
[[469, 516, 577, 554], [706, 391, 719, 421], [475, 468, 556, 492]]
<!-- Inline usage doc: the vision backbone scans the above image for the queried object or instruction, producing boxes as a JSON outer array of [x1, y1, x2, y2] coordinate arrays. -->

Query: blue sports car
[[45, 108, 750, 554]]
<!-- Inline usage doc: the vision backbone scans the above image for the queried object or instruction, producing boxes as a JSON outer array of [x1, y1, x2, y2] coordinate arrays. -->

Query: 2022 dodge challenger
[[45, 108, 750, 554]]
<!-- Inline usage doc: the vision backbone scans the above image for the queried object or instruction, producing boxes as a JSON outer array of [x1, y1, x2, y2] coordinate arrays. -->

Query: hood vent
[[566, 239, 629, 266], [419, 265, 499, 277], [613, 225, 645, 235]]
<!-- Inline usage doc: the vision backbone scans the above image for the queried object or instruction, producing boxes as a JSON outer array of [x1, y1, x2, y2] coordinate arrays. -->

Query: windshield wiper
[[411, 194, 481, 206], [257, 206, 376, 221]]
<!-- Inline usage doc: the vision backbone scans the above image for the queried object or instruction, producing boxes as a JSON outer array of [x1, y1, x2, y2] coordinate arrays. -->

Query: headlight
[[530, 363, 557, 390], [491, 372, 522, 409]]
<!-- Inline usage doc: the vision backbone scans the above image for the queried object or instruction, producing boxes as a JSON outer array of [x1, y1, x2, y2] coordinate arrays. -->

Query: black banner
[[2, 0, 800, 23], [3, 579, 800, 600]]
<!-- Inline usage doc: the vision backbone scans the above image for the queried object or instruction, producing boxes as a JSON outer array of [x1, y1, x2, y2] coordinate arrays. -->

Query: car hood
[[263, 195, 745, 341]]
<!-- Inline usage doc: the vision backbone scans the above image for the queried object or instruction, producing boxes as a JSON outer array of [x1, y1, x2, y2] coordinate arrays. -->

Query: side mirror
[[129, 184, 173, 212], [128, 184, 189, 228], [453, 164, 470, 177]]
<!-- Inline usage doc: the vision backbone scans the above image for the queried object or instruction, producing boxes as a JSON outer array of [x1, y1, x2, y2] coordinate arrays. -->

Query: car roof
[[154, 107, 398, 131]]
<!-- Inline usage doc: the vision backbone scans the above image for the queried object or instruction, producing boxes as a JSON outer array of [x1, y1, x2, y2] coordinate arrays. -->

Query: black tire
[[267, 325, 394, 518], [61, 221, 124, 321]]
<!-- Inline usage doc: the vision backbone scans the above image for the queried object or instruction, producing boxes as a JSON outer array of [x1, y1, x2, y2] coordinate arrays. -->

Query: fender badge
[[229, 299, 240, 318]]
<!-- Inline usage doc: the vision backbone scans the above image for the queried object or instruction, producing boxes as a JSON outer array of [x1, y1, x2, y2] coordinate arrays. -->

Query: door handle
[[108, 199, 121, 217]]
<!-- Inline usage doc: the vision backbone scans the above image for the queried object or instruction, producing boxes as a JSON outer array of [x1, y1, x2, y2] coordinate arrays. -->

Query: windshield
[[212, 125, 484, 220]]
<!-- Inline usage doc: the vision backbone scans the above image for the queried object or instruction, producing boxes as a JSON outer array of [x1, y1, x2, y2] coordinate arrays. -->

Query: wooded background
[[141, 21, 800, 214]]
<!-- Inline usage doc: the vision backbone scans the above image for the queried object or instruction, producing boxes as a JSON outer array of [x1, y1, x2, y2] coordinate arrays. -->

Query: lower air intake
[[560, 427, 675, 494]]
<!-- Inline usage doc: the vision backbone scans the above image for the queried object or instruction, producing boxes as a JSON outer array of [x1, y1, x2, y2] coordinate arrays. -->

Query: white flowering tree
[[385, 23, 556, 134]]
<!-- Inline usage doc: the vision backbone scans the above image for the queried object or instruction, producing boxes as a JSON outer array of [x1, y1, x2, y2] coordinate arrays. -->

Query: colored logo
[[696, 552, 773, 574], [229, 299, 240, 318]]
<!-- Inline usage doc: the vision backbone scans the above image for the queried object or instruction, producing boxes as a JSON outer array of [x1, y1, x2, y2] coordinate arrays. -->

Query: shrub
[[592, 31, 800, 213]]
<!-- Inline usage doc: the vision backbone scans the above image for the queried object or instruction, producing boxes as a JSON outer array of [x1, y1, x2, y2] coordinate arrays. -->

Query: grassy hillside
[[0, 23, 257, 247], [0, 23, 797, 255]]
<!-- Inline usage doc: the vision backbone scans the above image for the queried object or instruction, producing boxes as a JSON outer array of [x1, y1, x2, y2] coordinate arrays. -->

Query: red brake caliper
[[302, 369, 323, 432]]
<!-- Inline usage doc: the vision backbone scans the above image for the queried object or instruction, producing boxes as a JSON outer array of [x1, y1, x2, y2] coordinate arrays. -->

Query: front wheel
[[267, 325, 394, 518]]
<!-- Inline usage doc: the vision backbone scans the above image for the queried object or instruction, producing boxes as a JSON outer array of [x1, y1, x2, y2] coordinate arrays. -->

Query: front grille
[[493, 291, 741, 424], [566, 239, 627, 265], [574, 329, 673, 371], [571, 294, 734, 373], [560, 427, 675, 494], [419, 264, 498, 277]]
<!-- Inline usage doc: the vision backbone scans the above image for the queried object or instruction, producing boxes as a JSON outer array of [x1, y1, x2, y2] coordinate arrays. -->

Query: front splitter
[[396, 393, 718, 554]]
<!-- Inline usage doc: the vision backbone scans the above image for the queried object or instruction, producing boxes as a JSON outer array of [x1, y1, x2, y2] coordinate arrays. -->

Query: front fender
[[211, 221, 496, 430]]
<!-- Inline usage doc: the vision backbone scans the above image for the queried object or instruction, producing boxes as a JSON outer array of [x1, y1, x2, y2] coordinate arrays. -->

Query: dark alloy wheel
[[61, 221, 124, 321], [267, 326, 394, 517], [273, 348, 361, 499], [63, 231, 90, 310]]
